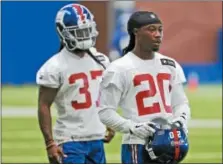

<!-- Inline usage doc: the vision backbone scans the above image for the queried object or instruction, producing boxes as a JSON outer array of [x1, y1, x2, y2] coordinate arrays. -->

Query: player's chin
[[152, 47, 160, 52]]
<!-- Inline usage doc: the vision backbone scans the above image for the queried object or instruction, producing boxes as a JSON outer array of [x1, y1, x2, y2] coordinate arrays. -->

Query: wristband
[[46, 141, 56, 150]]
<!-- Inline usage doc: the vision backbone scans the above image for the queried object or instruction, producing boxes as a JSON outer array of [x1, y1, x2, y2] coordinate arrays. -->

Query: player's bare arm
[[103, 127, 115, 143], [38, 85, 66, 163], [38, 85, 58, 144]]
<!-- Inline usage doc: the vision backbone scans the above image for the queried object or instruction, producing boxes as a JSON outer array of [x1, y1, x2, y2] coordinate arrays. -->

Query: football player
[[98, 11, 191, 163], [36, 3, 114, 164]]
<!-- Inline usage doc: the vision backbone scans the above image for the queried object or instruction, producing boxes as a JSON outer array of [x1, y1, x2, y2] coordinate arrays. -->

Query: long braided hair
[[122, 32, 135, 56], [86, 49, 106, 69]]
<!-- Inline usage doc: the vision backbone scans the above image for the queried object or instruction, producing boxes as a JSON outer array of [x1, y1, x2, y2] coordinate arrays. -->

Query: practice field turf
[[1, 85, 222, 163], [2, 85, 222, 119]]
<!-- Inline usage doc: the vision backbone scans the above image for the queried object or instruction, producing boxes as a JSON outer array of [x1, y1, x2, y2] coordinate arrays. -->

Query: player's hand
[[130, 121, 156, 139], [46, 141, 67, 164], [169, 116, 188, 135], [103, 127, 115, 143]]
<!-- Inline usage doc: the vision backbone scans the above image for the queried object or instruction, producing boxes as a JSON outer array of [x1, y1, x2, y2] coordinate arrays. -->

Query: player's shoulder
[[36, 51, 65, 87], [156, 53, 186, 84], [37, 51, 64, 74], [155, 52, 182, 69], [106, 52, 133, 72], [89, 47, 110, 64]]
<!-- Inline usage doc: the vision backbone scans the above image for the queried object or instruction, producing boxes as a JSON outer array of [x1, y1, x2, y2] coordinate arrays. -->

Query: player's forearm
[[38, 104, 54, 145], [37, 86, 58, 145], [99, 108, 131, 134], [173, 103, 191, 125], [171, 83, 191, 125]]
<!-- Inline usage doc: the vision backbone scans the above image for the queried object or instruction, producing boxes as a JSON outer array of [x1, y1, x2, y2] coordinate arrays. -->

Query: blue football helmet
[[145, 126, 189, 163], [55, 3, 98, 50]]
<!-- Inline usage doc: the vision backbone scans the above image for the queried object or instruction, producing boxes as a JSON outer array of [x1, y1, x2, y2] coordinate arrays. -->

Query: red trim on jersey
[[173, 129, 180, 160], [73, 4, 85, 21]]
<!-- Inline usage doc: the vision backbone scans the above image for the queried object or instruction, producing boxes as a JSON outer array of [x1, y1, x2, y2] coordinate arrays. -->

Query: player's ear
[[133, 28, 138, 36]]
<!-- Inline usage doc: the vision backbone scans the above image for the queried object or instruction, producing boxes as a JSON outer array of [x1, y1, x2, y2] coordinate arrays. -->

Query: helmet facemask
[[57, 21, 98, 51]]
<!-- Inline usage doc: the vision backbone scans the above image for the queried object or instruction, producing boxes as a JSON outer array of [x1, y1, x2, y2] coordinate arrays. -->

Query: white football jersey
[[36, 48, 110, 144], [99, 52, 186, 144]]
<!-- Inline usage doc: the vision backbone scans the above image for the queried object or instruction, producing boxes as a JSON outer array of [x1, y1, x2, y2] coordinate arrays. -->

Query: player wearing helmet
[[36, 3, 114, 164], [98, 11, 191, 163]]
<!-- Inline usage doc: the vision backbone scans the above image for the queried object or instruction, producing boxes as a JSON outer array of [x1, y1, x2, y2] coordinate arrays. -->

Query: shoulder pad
[[95, 54, 106, 62], [160, 58, 176, 68], [89, 47, 107, 62]]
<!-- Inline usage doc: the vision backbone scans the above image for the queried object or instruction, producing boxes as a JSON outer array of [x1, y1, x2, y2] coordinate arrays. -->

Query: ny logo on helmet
[[72, 4, 88, 25]]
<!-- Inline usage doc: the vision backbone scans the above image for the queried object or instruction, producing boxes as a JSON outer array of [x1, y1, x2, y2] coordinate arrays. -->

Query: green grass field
[[2, 85, 222, 163]]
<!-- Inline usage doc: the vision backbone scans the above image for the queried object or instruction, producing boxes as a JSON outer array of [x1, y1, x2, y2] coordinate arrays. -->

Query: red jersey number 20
[[133, 73, 172, 116]]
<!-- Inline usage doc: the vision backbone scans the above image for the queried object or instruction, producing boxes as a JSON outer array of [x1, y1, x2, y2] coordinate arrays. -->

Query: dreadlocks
[[122, 33, 135, 56]]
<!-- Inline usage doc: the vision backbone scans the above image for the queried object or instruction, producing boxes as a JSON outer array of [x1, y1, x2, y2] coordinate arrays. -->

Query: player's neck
[[132, 47, 155, 60], [67, 48, 86, 58]]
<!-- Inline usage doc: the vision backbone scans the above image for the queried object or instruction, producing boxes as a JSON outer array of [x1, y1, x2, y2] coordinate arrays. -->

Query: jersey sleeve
[[36, 58, 61, 88], [171, 83, 191, 125], [98, 66, 125, 112], [172, 62, 186, 85], [98, 65, 132, 133], [101, 69, 124, 91]]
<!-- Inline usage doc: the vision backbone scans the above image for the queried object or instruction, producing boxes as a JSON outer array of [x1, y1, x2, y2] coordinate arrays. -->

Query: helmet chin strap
[[65, 41, 76, 51], [64, 38, 94, 51]]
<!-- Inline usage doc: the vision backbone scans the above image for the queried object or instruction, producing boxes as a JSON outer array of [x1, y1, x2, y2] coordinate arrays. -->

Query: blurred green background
[[2, 85, 222, 163]]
